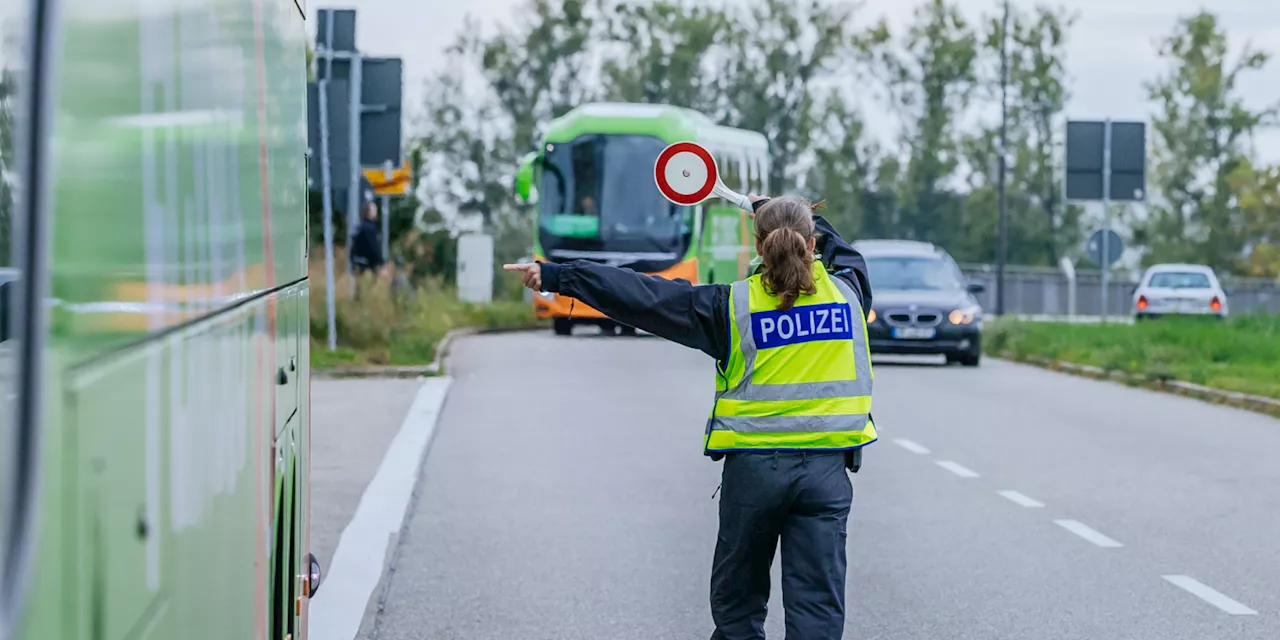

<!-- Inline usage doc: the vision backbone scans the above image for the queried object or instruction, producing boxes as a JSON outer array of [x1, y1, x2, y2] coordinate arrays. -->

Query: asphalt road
[[368, 330, 1280, 640]]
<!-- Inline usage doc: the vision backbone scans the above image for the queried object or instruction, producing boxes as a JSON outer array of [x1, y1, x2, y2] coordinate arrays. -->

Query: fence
[[958, 263, 1280, 318]]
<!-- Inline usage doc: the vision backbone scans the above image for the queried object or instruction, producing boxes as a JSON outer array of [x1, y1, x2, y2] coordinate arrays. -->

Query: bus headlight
[[948, 306, 981, 325]]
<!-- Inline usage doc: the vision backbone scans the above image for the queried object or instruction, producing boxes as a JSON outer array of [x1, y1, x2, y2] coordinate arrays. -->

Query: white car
[[1132, 263, 1229, 320]]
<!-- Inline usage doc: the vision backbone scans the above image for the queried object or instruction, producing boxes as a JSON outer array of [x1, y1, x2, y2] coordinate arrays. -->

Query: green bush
[[984, 315, 1280, 399], [308, 259, 540, 368]]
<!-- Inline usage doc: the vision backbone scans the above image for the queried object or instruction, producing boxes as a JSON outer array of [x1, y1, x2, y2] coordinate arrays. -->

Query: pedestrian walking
[[504, 194, 876, 640], [350, 201, 384, 277]]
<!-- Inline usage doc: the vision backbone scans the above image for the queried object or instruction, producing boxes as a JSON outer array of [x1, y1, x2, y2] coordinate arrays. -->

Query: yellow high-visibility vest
[[706, 262, 877, 452]]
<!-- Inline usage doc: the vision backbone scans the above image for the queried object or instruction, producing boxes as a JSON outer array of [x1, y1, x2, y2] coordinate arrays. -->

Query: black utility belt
[[708, 449, 864, 472]]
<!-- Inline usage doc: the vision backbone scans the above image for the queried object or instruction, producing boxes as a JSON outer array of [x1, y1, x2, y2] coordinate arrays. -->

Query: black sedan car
[[853, 240, 985, 366]]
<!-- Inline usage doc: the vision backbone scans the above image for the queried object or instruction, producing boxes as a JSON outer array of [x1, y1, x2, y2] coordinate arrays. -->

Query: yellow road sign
[[362, 161, 411, 196]]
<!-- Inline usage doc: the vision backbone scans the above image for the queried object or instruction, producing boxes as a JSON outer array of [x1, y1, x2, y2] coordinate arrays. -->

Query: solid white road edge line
[[1053, 519, 1123, 548], [997, 490, 1045, 508], [892, 438, 931, 455], [1162, 575, 1258, 616], [935, 460, 980, 478], [309, 377, 454, 640]]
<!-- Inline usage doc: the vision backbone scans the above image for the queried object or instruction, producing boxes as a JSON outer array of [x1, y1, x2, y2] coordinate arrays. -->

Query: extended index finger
[[502, 263, 531, 271]]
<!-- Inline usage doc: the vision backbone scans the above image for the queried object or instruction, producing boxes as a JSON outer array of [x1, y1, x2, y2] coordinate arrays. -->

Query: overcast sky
[[316, 0, 1280, 161]]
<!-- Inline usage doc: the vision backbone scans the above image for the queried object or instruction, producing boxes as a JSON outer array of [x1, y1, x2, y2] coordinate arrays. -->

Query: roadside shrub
[[983, 315, 1280, 399], [307, 252, 539, 367]]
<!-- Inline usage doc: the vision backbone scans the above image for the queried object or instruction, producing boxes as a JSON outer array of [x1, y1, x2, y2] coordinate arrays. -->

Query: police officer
[[504, 194, 875, 640]]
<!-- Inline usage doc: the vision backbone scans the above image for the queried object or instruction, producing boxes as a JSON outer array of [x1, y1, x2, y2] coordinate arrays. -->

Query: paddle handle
[[712, 180, 754, 212]]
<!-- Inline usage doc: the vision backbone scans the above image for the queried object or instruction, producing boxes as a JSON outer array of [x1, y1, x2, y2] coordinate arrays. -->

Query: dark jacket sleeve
[[540, 261, 731, 361], [812, 215, 873, 316]]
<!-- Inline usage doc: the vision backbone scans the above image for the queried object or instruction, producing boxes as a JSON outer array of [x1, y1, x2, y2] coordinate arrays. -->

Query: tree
[[405, 0, 605, 295], [1227, 161, 1280, 278], [717, 0, 859, 192], [803, 94, 889, 239], [956, 3, 1078, 265], [861, 0, 978, 246], [456, 0, 603, 154], [1003, 4, 1079, 265], [1139, 10, 1278, 271], [600, 0, 730, 112]]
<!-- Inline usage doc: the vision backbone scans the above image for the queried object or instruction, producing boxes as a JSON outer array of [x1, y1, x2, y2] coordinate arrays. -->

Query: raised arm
[[812, 215, 873, 314], [747, 196, 873, 315], [509, 260, 732, 361]]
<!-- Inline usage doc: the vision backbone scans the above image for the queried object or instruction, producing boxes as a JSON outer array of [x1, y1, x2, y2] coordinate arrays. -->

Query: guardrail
[[960, 263, 1278, 317]]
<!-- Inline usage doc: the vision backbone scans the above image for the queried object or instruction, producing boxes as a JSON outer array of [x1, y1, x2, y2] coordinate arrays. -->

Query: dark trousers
[[710, 451, 852, 640]]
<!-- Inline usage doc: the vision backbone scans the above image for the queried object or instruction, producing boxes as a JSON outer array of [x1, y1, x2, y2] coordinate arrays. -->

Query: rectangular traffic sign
[[1064, 120, 1146, 202], [361, 161, 411, 196]]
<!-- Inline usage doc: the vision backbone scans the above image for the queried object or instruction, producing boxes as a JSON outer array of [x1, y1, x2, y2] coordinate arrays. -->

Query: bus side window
[[745, 154, 759, 196], [754, 154, 769, 195], [736, 150, 749, 195], [722, 151, 741, 194]]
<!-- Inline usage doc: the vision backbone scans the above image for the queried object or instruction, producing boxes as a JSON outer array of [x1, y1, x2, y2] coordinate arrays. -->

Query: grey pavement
[[357, 332, 1279, 639], [310, 377, 426, 571]]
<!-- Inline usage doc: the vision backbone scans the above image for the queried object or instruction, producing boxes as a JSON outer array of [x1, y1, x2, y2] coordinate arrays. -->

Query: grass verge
[[984, 315, 1280, 401], [308, 261, 541, 370]]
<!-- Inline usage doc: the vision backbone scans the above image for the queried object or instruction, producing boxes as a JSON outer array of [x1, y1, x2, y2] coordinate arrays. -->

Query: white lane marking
[[1162, 575, 1258, 615], [309, 377, 454, 640], [997, 490, 1045, 508], [1054, 519, 1123, 548], [935, 460, 980, 478], [893, 438, 930, 455]]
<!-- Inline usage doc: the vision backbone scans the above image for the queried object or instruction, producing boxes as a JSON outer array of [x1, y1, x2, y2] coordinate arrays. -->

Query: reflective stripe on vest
[[706, 264, 876, 452]]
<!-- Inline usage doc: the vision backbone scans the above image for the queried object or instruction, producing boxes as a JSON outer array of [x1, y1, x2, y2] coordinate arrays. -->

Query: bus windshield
[[539, 134, 689, 261]]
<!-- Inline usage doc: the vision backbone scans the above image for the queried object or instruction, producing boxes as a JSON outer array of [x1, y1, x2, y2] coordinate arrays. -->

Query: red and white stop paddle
[[654, 141, 754, 211]]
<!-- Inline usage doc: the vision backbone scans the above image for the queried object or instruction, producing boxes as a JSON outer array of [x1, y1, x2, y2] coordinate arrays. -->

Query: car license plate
[[893, 327, 936, 339]]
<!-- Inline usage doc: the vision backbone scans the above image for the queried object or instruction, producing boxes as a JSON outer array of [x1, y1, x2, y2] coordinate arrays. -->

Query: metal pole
[[345, 51, 363, 293], [381, 159, 392, 260], [318, 11, 337, 351], [995, 0, 1009, 316], [1101, 118, 1112, 323]]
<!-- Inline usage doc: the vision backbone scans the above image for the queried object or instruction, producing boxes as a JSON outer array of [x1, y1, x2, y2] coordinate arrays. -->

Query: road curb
[[996, 352, 1280, 419], [314, 325, 543, 379]]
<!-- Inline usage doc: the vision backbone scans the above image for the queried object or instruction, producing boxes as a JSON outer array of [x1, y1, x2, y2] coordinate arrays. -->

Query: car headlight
[[948, 305, 981, 325], [537, 291, 555, 301]]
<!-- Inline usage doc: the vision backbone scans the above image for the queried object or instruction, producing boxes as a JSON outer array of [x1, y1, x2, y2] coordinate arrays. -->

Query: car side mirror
[[966, 282, 985, 294], [306, 552, 323, 596], [514, 152, 539, 204]]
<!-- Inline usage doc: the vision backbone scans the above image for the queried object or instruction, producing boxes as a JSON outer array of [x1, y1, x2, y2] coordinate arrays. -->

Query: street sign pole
[[1101, 119, 1112, 323], [318, 11, 338, 351], [995, 0, 1009, 317], [1065, 118, 1144, 320], [381, 159, 392, 260], [346, 52, 363, 297]]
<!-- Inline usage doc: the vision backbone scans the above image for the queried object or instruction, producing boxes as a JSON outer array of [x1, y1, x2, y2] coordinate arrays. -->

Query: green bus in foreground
[[515, 102, 770, 335], [1, 0, 317, 639]]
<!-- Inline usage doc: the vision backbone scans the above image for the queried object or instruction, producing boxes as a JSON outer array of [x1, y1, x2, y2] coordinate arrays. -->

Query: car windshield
[[538, 133, 687, 253], [1148, 272, 1211, 289], [865, 256, 965, 291]]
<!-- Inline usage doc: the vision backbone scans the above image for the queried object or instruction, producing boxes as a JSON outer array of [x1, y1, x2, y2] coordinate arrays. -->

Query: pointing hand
[[502, 262, 542, 291], [746, 193, 770, 218]]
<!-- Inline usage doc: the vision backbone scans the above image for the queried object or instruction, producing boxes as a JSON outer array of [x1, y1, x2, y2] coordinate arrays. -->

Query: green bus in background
[[1, 0, 318, 639], [514, 102, 770, 335]]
